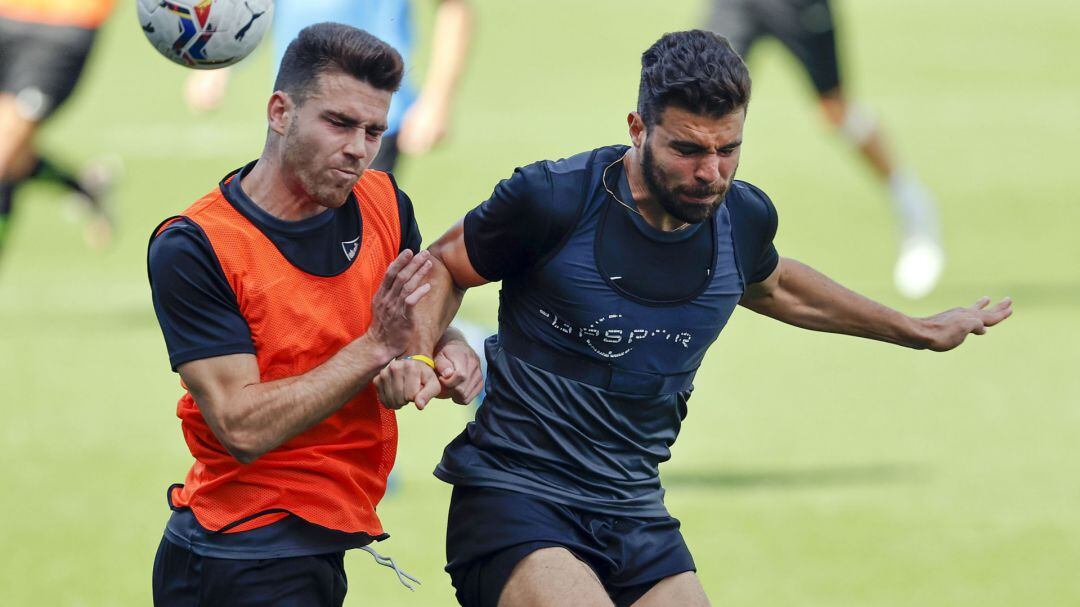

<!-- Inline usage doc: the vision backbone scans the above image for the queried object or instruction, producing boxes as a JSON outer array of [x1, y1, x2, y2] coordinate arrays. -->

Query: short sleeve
[[148, 220, 256, 371], [462, 161, 579, 281], [737, 182, 780, 284], [392, 180, 422, 254]]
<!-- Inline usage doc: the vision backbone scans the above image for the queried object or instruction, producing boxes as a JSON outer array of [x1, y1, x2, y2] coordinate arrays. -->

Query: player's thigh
[[705, 0, 759, 58], [499, 546, 613, 607], [630, 571, 709, 607], [764, 0, 841, 94]]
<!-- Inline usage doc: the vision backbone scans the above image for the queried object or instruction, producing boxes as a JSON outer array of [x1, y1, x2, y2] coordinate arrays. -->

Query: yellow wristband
[[400, 354, 436, 370]]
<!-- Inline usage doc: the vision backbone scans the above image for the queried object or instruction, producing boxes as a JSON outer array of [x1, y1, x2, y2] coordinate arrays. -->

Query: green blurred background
[[1, 0, 1078, 605]]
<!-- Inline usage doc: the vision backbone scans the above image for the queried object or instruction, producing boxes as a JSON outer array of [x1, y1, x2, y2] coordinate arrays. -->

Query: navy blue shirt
[[436, 145, 779, 517], [148, 162, 420, 558]]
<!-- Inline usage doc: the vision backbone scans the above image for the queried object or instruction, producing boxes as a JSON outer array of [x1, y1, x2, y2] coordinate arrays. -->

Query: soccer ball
[[136, 0, 274, 69]]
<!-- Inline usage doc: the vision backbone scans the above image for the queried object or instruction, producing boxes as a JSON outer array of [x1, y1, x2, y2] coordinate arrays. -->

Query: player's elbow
[[207, 411, 268, 464], [426, 237, 453, 271], [427, 224, 489, 290], [220, 429, 267, 465], [426, 242, 468, 292]]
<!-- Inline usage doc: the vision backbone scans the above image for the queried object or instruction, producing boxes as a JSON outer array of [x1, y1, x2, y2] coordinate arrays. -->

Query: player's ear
[[267, 91, 293, 136], [628, 112, 646, 148]]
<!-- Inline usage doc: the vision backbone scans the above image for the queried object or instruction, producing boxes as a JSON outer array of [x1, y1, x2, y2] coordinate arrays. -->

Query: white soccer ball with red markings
[[137, 0, 274, 69]]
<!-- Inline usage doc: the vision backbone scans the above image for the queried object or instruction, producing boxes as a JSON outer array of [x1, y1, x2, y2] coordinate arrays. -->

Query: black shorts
[[445, 486, 696, 607], [708, 0, 841, 94], [152, 536, 348, 607], [0, 16, 97, 121]]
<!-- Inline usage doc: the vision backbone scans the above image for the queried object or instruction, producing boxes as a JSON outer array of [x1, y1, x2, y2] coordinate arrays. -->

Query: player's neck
[[240, 156, 329, 222], [623, 148, 690, 232]]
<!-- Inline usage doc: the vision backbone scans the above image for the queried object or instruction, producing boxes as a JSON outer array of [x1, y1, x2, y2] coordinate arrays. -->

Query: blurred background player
[[708, 0, 944, 299], [184, 0, 473, 173], [0, 0, 116, 260]]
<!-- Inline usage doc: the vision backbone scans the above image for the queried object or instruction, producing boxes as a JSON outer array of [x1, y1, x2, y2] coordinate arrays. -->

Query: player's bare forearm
[[397, 0, 472, 154], [740, 257, 924, 346], [180, 250, 435, 463], [372, 263, 466, 412], [424, 0, 472, 106], [180, 336, 396, 463], [374, 221, 488, 409], [740, 257, 1012, 351], [412, 219, 489, 355], [407, 255, 465, 356]]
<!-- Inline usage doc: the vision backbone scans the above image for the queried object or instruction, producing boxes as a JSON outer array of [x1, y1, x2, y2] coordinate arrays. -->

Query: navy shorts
[[708, 0, 841, 94], [152, 536, 348, 607], [445, 486, 696, 607]]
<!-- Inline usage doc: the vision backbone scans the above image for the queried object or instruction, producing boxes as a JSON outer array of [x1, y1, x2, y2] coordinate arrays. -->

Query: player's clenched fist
[[375, 358, 441, 410], [434, 338, 484, 405]]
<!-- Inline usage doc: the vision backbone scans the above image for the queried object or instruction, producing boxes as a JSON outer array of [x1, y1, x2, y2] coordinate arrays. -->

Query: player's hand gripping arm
[[177, 250, 433, 464], [375, 219, 489, 409], [740, 257, 1012, 351]]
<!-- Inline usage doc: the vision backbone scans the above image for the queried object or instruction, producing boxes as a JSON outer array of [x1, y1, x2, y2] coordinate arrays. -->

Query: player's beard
[[641, 141, 730, 224], [282, 120, 356, 209]]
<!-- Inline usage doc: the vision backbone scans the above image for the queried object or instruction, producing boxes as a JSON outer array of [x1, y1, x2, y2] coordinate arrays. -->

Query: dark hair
[[637, 30, 751, 127], [273, 22, 404, 104]]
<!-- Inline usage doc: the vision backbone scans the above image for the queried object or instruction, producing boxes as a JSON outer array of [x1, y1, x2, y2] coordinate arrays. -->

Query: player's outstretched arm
[[740, 257, 1012, 352], [178, 250, 433, 464]]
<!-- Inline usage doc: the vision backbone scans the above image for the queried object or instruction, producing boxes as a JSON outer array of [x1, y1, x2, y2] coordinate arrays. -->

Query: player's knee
[[823, 99, 878, 147], [817, 91, 846, 126]]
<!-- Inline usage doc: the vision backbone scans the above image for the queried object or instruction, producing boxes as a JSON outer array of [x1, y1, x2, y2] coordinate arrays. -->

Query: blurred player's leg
[[819, 91, 943, 299], [717, 0, 944, 298], [776, 0, 943, 298], [0, 93, 37, 256], [706, 0, 760, 59], [0, 16, 114, 256], [0, 94, 37, 177]]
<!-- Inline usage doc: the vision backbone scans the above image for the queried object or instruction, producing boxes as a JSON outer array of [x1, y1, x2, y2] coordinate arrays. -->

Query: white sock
[[888, 169, 940, 243]]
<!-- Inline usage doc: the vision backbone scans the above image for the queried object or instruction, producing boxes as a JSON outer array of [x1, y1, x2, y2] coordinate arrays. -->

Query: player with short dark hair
[[708, 0, 944, 299], [0, 0, 115, 261], [184, 0, 474, 174], [375, 29, 1011, 606], [273, 23, 406, 102], [148, 23, 482, 606]]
